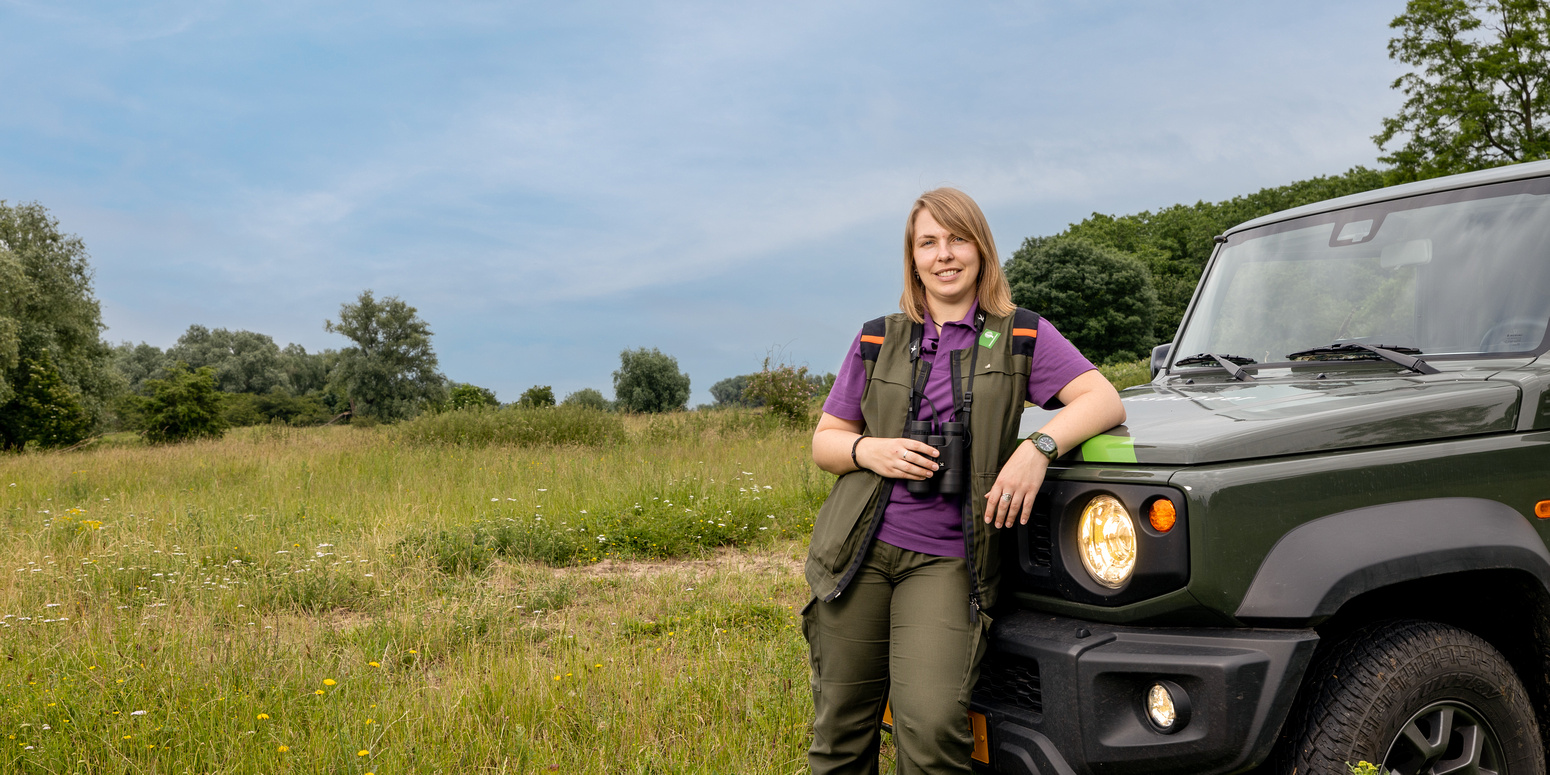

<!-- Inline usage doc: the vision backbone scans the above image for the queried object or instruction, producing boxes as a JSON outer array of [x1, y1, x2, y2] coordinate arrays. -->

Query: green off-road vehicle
[[976, 161, 1550, 775]]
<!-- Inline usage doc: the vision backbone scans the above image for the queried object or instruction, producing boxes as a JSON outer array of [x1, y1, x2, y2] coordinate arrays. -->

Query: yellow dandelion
[[553, 675, 561, 681], [408, 649, 418, 654], [365, 718, 374, 724], [323, 679, 336, 686], [314, 689, 325, 696], [277, 745, 289, 753], [257, 713, 269, 720], [368, 661, 380, 668], [357, 749, 369, 757], [123, 735, 132, 740]]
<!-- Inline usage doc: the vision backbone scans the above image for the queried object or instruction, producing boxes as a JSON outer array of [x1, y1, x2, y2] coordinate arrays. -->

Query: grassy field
[[0, 414, 833, 774]]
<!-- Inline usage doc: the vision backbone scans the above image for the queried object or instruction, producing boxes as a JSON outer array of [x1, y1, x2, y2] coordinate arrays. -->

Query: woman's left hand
[[984, 440, 1049, 528]]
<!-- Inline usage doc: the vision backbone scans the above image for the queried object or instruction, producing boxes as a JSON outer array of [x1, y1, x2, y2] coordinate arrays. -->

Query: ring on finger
[[1000, 493, 1013, 503]]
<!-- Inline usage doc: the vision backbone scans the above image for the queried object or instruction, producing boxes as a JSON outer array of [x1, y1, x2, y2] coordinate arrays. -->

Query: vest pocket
[[809, 472, 882, 574]]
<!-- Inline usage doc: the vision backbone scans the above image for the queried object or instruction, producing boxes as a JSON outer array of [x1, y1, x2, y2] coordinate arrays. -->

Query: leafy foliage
[[517, 385, 556, 408], [0, 352, 94, 450], [0, 202, 117, 443], [136, 364, 228, 444], [710, 374, 762, 408], [221, 389, 333, 427], [448, 383, 499, 411], [167, 325, 287, 394], [1005, 238, 1159, 364], [743, 358, 818, 424], [561, 387, 612, 411], [325, 290, 448, 422], [1045, 167, 1389, 339], [1376, 0, 1550, 181], [613, 347, 690, 413]]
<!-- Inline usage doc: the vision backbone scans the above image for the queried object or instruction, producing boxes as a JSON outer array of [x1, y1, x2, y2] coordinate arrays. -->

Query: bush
[[448, 383, 498, 410], [222, 389, 333, 427], [0, 352, 95, 450], [613, 347, 690, 413], [394, 405, 625, 447], [136, 364, 227, 444], [561, 387, 612, 411], [710, 375, 762, 408], [743, 358, 817, 424], [516, 385, 556, 408], [1005, 237, 1159, 364]]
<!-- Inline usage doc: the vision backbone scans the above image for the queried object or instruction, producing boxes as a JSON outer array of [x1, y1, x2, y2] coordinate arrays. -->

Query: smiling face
[[911, 207, 982, 315]]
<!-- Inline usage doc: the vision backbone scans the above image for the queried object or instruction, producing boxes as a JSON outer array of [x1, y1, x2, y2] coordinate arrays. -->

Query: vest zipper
[[822, 478, 896, 602]]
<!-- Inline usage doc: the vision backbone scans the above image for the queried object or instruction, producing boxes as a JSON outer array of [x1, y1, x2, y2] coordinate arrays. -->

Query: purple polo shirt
[[821, 304, 1097, 558]]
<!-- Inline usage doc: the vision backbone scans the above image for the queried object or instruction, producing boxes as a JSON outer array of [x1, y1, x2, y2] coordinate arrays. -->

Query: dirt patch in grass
[[559, 545, 803, 581]]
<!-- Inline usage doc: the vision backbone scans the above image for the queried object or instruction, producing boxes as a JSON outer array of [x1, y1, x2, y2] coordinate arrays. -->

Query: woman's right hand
[[855, 436, 939, 480]]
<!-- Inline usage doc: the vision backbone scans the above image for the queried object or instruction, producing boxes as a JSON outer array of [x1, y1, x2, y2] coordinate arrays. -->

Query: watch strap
[[1028, 431, 1059, 462]]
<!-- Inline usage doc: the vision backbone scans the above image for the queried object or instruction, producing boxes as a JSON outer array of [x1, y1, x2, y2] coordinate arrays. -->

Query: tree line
[[4, 0, 1543, 447]]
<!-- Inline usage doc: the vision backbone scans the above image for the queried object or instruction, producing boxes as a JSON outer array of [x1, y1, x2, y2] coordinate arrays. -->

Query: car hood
[[1063, 374, 1521, 466]]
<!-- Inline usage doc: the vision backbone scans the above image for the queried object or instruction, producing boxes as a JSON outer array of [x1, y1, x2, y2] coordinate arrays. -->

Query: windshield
[[1173, 177, 1550, 366]]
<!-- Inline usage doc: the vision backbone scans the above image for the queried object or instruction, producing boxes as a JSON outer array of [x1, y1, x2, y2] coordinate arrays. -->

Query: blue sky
[[0, 1, 1405, 405]]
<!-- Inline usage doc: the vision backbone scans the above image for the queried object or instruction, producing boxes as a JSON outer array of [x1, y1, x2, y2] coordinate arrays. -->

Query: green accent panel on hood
[[1080, 434, 1137, 463]]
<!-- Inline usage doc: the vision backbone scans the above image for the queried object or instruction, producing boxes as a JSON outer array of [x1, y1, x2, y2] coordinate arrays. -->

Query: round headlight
[[1078, 494, 1137, 588]]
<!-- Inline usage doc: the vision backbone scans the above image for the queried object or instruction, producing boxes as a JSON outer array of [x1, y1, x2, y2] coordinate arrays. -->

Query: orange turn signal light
[[1537, 501, 1550, 519], [1149, 499, 1177, 533]]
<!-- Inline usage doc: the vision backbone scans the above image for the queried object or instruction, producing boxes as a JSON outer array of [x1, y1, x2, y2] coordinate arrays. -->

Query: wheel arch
[[1235, 497, 1550, 624]]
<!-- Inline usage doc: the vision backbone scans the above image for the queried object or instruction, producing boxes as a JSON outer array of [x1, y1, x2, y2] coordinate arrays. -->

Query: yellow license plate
[[969, 710, 989, 764]]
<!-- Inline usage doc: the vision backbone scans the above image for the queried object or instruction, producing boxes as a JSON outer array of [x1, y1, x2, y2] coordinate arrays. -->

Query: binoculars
[[904, 420, 967, 496]]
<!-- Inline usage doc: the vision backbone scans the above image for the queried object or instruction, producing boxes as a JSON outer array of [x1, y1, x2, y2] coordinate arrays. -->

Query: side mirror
[[1150, 342, 1172, 379]]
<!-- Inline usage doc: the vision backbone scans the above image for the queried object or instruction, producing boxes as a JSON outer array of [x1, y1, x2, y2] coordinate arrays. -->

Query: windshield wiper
[[1285, 343, 1440, 375], [1174, 352, 1258, 381]]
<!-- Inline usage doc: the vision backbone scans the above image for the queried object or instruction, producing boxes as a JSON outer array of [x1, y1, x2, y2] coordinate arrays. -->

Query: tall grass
[[0, 411, 829, 773]]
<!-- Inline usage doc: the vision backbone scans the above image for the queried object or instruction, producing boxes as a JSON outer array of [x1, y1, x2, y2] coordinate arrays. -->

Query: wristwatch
[[1028, 431, 1059, 462]]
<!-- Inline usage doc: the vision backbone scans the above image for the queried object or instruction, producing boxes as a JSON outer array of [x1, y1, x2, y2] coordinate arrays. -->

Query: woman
[[804, 188, 1125, 775]]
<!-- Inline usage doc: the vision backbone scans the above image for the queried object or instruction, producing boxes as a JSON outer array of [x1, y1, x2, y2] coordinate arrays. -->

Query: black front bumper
[[969, 610, 1318, 775]]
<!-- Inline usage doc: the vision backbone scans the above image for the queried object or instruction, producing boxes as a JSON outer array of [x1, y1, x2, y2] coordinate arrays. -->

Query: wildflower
[[123, 735, 132, 740], [368, 661, 380, 668], [323, 679, 336, 686], [314, 689, 325, 695], [358, 749, 369, 757], [365, 718, 374, 724], [408, 649, 418, 654], [257, 713, 269, 720], [277, 745, 289, 752], [130, 710, 146, 716]]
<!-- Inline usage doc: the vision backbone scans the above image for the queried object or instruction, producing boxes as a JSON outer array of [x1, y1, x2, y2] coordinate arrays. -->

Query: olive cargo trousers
[[804, 540, 986, 775]]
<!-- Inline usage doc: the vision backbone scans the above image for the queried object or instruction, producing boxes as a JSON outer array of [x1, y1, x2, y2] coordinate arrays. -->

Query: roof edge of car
[[1225, 159, 1550, 238]]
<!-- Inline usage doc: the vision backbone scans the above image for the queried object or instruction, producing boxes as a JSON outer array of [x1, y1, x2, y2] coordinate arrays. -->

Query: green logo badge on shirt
[[978, 330, 1001, 348]]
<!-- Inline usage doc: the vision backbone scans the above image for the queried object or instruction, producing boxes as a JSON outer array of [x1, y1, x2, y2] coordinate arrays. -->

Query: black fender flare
[[1235, 497, 1550, 622]]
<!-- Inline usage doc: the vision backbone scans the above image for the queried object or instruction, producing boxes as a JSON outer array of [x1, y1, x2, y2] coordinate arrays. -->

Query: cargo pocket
[[809, 474, 881, 574]]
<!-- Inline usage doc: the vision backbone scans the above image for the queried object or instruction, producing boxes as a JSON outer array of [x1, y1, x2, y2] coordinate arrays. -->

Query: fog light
[[1145, 681, 1190, 734]]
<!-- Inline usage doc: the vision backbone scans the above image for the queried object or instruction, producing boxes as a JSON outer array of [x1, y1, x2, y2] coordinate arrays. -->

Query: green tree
[[560, 388, 612, 411], [112, 342, 170, 395], [1054, 167, 1388, 338], [0, 352, 94, 450], [136, 364, 227, 444], [325, 290, 448, 422], [517, 385, 556, 408], [710, 374, 763, 408], [449, 383, 499, 410], [0, 202, 117, 444], [280, 343, 337, 397], [1376, 0, 1550, 181], [167, 325, 287, 394], [613, 348, 690, 413], [1005, 238, 1159, 364]]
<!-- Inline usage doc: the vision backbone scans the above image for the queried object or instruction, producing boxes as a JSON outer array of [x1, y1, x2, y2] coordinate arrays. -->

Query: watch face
[[1035, 435, 1057, 455]]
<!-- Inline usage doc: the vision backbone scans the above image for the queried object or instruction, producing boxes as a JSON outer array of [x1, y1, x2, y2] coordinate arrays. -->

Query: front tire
[[1269, 620, 1543, 775]]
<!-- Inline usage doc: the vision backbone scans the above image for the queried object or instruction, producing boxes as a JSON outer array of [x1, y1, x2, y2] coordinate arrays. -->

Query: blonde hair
[[899, 188, 1016, 323]]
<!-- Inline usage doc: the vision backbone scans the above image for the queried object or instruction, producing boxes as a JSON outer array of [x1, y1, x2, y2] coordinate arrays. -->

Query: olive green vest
[[805, 308, 1041, 617]]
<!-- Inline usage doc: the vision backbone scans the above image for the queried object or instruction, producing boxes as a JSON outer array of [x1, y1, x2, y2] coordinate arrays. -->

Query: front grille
[[972, 652, 1042, 716], [1028, 502, 1052, 569]]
